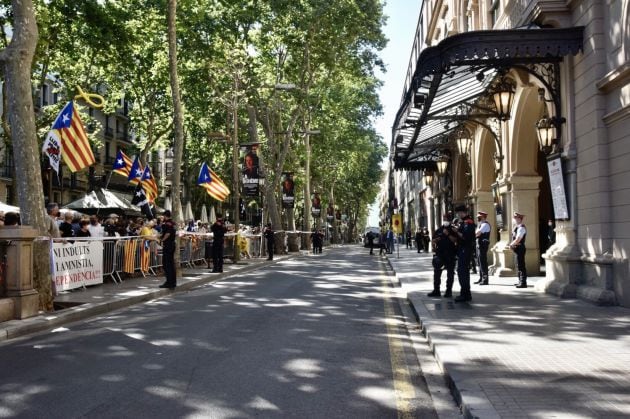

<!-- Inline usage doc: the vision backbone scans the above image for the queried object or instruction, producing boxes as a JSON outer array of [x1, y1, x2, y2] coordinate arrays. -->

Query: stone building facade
[[388, 0, 630, 306]]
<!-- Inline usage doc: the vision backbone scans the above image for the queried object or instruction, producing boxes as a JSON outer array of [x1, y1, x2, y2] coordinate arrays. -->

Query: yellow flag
[[392, 214, 403, 234]]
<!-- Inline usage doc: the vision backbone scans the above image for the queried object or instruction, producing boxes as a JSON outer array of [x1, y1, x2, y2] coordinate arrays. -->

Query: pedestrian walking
[[311, 229, 321, 254], [427, 214, 458, 298], [406, 229, 412, 249], [159, 210, 177, 289], [210, 214, 227, 273], [415, 229, 422, 253], [510, 212, 528, 288], [474, 211, 491, 285], [367, 231, 375, 255], [264, 223, 275, 260], [379, 231, 387, 255], [422, 227, 430, 252], [386, 228, 395, 254], [316, 229, 324, 253], [454, 205, 476, 302]]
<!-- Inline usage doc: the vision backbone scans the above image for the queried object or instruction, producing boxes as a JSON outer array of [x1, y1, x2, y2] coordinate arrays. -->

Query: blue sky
[[367, 0, 422, 227]]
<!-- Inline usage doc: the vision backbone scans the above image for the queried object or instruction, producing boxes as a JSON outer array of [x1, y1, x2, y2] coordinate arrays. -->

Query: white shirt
[[514, 224, 526, 241], [88, 223, 105, 238], [476, 221, 491, 234]]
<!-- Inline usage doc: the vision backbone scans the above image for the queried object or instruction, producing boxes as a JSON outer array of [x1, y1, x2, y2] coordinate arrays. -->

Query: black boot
[[443, 289, 452, 298], [480, 275, 489, 285], [427, 290, 441, 297], [474, 278, 483, 284], [454, 294, 472, 302]]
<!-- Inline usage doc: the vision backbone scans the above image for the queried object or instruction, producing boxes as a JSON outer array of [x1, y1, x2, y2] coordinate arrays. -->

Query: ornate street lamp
[[437, 159, 448, 177], [488, 76, 516, 121], [455, 125, 472, 157], [423, 170, 434, 186], [535, 115, 556, 155]]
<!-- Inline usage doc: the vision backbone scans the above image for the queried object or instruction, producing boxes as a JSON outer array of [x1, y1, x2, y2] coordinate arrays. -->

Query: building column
[[490, 175, 542, 277], [0, 227, 40, 321], [474, 190, 496, 265]]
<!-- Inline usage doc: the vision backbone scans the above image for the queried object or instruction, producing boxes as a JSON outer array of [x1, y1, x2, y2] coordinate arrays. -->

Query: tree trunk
[[167, 0, 184, 224], [2, 0, 52, 311], [166, 0, 184, 275]]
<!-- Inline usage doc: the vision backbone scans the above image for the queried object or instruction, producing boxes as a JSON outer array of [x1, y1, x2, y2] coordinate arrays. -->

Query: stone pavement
[[386, 247, 630, 419], [0, 255, 293, 342]]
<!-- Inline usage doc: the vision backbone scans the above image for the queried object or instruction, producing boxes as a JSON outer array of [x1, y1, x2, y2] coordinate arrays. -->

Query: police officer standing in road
[[428, 214, 459, 298], [510, 212, 528, 288], [210, 214, 227, 273], [264, 223, 275, 260], [159, 210, 177, 289], [367, 230, 375, 255], [474, 211, 492, 285], [454, 205, 476, 302]]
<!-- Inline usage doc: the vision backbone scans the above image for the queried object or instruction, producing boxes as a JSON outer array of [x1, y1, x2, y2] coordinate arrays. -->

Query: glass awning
[[392, 26, 584, 170]]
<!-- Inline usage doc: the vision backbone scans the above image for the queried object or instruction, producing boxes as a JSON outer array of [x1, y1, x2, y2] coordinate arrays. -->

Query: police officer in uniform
[[509, 212, 528, 288], [454, 205, 476, 302], [210, 214, 227, 273], [264, 223, 275, 260], [428, 214, 458, 298], [159, 210, 177, 289], [474, 211, 492, 285]]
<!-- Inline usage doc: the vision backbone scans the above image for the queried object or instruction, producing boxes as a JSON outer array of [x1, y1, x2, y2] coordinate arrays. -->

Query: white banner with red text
[[52, 240, 103, 291]]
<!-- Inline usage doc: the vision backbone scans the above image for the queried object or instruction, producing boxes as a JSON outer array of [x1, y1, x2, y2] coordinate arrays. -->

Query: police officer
[[210, 214, 227, 273], [509, 212, 528, 288], [159, 210, 177, 289], [366, 231, 375, 255], [474, 211, 492, 285], [264, 223, 275, 260], [428, 214, 458, 298], [454, 205, 476, 302]]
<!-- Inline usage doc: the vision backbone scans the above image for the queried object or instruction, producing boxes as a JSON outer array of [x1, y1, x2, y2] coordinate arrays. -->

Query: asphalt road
[[0, 246, 437, 418]]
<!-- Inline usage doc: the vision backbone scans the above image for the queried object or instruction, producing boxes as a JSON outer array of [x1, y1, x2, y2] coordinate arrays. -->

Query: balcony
[[117, 131, 130, 142], [104, 127, 114, 138]]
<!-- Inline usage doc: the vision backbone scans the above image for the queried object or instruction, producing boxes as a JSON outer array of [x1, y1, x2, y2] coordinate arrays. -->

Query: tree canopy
[[2, 0, 388, 235]]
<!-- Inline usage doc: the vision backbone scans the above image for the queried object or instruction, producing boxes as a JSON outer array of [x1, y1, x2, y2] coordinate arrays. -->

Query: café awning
[[392, 25, 584, 170]]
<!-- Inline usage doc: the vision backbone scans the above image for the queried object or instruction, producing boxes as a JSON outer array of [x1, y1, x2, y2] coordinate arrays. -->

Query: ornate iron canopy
[[392, 26, 584, 170]]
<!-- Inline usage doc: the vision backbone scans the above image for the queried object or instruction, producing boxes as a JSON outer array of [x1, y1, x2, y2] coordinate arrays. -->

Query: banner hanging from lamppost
[[281, 172, 295, 208], [240, 144, 260, 197], [311, 192, 322, 218], [326, 202, 334, 222]]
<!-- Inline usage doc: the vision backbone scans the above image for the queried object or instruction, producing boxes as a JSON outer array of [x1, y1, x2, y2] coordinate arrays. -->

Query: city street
[[0, 247, 439, 418]]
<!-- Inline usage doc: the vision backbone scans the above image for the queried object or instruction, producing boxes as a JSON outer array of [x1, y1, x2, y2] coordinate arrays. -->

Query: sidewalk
[[386, 247, 630, 419], [0, 255, 293, 342]]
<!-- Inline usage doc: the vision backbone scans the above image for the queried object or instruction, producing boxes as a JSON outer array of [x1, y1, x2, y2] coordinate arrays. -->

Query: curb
[[385, 255, 499, 419], [0, 255, 292, 343]]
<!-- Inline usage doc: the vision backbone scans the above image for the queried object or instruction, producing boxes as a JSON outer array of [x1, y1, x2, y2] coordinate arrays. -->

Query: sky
[[366, 1, 423, 227]]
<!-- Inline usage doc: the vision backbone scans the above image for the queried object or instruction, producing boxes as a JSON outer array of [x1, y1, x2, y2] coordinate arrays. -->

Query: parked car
[[363, 227, 381, 248]]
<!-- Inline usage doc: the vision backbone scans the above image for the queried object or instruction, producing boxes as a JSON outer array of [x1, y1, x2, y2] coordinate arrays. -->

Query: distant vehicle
[[363, 227, 381, 248]]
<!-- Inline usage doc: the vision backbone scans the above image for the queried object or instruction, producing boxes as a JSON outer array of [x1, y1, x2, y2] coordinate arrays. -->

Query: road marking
[[381, 270, 416, 419]]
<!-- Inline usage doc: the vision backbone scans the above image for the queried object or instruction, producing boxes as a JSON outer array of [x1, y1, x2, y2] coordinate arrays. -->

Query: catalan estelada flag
[[112, 150, 133, 178], [127, 156, 144, 185], [49, 101, 95, 172], [123, 239, 137, 274], [141, 166, 159, 201], [197, 162, 230, 202], [140, 240, 151, 273]]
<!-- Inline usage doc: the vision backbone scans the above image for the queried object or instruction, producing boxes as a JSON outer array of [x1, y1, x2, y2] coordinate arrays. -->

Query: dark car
[[363, 227, 381, 248]]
